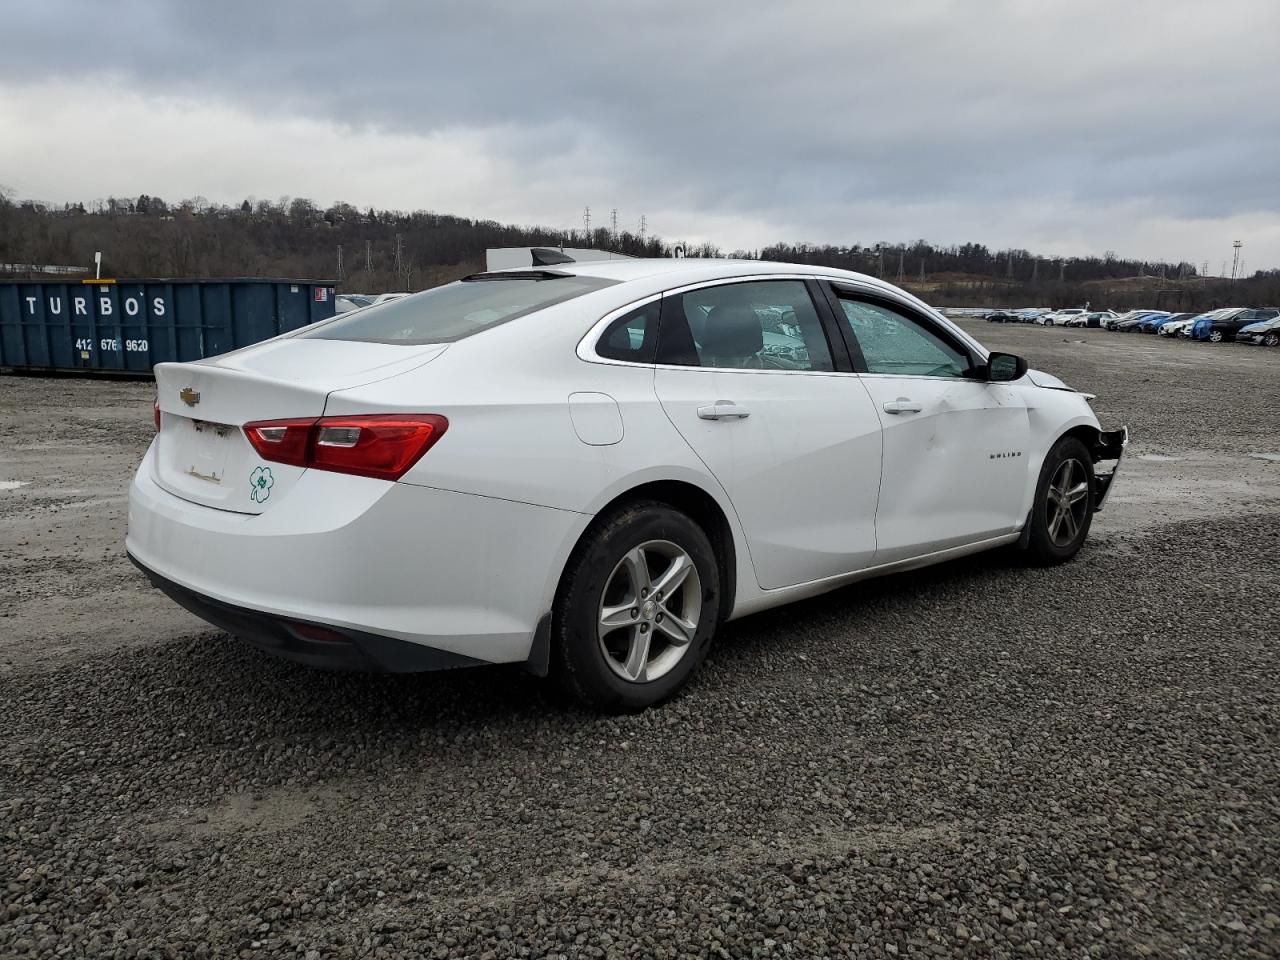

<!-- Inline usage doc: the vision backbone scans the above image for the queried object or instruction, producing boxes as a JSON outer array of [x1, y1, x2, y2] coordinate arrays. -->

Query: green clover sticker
[[249, 466, 274, 504]]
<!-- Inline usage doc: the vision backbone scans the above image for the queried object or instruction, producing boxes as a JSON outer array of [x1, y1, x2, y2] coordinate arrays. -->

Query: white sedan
[[1036, 309, 1086, 326], [127, 260, 1126, 711]]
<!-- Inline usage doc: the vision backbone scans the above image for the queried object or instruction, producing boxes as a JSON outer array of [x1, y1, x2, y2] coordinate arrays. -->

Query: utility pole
[[1202, 260, 1209, 278], [896, 250, 905, 281], [638, 214, 646, 240], [1230, 240, 1242, 283], [918, 259, 925, 283], [583, 206, 591, 242], [365, 240, 372, 274], [877, 248, 884, 278], [394, 234, 404, 288], [336, 244, 344, 283], [1006, 250, 1013, 280], [1059, 260, 1066, 283], [1031, 259, 1039, 283], [610, 208, 618, 240]]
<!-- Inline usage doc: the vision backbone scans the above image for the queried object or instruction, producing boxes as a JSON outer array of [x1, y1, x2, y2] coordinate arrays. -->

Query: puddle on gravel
[[0, 480, 29, 491]]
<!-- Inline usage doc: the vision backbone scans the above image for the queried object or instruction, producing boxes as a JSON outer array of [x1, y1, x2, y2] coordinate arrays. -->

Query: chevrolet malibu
[[128, 259, 1127, 711]]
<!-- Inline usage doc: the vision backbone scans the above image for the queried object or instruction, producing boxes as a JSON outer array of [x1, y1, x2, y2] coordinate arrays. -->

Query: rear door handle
[[882, 397, 923, 415], [697, 400, 750, 420]]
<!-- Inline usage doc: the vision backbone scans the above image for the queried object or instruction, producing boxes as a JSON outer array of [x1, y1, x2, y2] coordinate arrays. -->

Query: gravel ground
[[2, 324, 1279, 958]]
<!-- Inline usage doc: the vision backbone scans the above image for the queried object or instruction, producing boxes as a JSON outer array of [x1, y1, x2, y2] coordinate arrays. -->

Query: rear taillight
[[153, 398, 161, 432], [242, 417, 315, 468], [243, 414, 448, 481]]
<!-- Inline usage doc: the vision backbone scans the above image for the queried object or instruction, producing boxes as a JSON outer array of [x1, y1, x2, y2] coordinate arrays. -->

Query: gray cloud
[[3, 0, 1278, 266]]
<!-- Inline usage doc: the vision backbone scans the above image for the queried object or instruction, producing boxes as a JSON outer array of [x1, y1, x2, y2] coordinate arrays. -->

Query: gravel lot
[[2, 324, 1279, 959]]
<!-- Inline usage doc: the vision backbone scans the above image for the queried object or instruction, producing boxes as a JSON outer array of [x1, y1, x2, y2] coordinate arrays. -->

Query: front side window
[[655, 279, 834, 371], [834, 295, 971, 378], [303, 273, 617, 345]]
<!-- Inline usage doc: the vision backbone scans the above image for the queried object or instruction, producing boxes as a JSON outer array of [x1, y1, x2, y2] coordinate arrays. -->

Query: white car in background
[[335, 294, 376, 314], [336, 293, 409, 314], [127, 260, 1126, 711], [1037, 309, 1086, 326]]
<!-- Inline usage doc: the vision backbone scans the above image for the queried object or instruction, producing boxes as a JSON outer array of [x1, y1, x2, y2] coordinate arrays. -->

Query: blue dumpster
[[0, 278, 337, 375]]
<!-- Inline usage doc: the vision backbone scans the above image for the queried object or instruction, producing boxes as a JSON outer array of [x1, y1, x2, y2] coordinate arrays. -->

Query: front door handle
[[697, 400, 751, 421], [882, 397, 923, 415]]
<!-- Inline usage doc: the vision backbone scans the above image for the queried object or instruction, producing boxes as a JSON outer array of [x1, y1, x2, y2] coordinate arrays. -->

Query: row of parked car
[[984, 307, 1107, 326], [985, 306, 1280, 345]]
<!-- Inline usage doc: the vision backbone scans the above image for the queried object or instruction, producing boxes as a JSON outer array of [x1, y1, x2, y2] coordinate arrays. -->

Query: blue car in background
[[1139, 311, 1191, 333], [1113, 311, 1168, 331]]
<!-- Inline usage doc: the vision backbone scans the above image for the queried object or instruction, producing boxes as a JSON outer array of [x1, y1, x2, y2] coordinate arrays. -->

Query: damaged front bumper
[[1091, 426, 1128, 511]]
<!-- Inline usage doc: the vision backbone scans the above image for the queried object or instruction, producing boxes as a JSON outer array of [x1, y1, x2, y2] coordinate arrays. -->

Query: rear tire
[[552, 501, 720, 712], [1024, 436, 1095, 566]]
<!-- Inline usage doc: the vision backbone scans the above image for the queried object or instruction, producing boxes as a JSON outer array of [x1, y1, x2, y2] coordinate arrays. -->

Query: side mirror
[[986, 352, 1028, 382]]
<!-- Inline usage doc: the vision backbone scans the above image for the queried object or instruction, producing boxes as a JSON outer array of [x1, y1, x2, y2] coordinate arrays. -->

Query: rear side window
[[302, 273, 617, 345], [596, 300, 661, 363], [655, 279, 834, 371]]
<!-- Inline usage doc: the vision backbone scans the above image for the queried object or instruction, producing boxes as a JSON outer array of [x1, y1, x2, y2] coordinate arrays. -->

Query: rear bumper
[[129, 553, 483, 672], [126, 442, 587, 669]]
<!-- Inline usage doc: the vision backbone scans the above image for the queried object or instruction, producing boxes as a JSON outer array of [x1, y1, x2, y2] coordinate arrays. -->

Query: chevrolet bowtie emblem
[[179, 387, 201, 406]]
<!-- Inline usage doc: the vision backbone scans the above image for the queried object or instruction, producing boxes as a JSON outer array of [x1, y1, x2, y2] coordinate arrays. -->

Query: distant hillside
[[1, 191, 1275, 310]]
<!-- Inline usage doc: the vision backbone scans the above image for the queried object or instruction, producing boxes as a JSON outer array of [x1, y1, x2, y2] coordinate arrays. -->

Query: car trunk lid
[[152, 339, 447, 514]]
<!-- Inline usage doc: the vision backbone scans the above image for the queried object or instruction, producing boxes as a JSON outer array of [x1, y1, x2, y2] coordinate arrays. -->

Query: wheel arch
[[564, 479, 740, 628]]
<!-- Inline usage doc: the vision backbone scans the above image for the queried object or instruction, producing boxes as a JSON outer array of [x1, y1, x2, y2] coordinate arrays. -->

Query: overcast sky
[[2, 0, 1278, 271]]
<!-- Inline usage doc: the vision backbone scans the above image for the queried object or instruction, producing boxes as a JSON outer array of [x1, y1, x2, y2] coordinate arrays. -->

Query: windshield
[[303, 273, 617, 344]]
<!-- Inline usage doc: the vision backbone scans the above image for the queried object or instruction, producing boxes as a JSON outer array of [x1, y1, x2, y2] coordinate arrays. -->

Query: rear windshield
[[302, 273, 617, 344]]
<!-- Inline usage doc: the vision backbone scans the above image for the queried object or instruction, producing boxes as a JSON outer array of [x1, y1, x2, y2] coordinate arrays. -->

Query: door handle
[[697, 401, 750, 421], [882, 397, 923, 415]]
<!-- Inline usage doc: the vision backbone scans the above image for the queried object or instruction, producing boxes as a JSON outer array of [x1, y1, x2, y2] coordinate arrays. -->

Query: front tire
[[1264, 332, 1279, 347], [1024, 436, 1095, 566], [552, 502, 720, 712]]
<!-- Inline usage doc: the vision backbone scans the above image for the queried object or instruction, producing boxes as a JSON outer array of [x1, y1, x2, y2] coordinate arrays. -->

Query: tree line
[[1, 189, 1275, 310]]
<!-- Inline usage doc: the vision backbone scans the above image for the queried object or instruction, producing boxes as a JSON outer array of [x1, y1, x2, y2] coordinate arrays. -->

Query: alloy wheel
[[1209, 330, 1223, 342], [597, 539, 702, 683], [1265, 333, 1279, 347], [1046, 459, 1089, 547]]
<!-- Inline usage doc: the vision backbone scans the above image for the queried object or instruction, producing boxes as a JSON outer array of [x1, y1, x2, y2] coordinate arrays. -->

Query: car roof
[[488, 257, 893, 289]]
